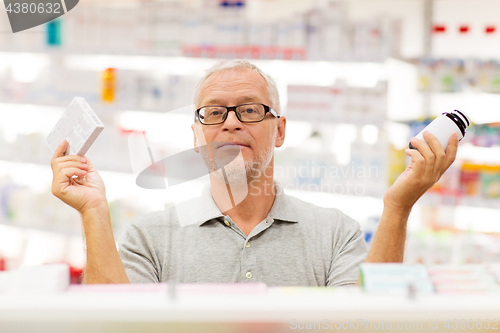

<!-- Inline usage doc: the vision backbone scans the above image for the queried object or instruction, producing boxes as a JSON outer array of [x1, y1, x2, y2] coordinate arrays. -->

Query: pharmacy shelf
[[419, 192, 500, 212], [0, 99, 129, 115], [0, 51, 393, 93], [0, 50, 389, 68], [0, 153, 133, 175], [0, 220, 80, 237], [0, 48, 389, 63], [1, 285, 500, 333], [422, 92, 500, 125]]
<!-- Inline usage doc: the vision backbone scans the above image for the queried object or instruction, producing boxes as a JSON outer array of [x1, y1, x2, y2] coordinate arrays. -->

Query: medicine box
[[46, 97, 104, 156]]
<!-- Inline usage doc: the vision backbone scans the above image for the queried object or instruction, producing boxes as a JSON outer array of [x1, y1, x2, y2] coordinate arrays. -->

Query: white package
[[0, 264, 70, 294], [0, 271, 11, 293], [46, 97, 104, 156]]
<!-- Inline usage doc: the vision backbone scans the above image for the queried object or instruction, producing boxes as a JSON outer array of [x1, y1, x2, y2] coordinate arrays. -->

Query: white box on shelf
[[0, 264, 70, 294], [46, 97, 104, 157]]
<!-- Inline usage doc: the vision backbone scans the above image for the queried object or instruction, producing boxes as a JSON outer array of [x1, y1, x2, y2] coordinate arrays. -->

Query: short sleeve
[[326, 215, 368, 287], [118, 223, 160, 283]]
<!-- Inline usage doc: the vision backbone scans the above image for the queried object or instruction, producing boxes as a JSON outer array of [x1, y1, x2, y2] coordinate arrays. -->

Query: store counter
[[0, 283, 499, 333]]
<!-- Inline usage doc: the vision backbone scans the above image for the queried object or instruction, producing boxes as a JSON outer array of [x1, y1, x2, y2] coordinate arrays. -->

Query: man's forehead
[[207, 67, 260, 81], [202, 95, 263, 105], [199, 68, 269, 104]]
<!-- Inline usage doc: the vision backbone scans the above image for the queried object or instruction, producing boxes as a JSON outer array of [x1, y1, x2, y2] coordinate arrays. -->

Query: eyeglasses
[[195, 103, 280, 125]]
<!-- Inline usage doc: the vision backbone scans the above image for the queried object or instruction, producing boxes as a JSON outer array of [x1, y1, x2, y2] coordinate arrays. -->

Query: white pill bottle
[[409, 109, 470, 152]]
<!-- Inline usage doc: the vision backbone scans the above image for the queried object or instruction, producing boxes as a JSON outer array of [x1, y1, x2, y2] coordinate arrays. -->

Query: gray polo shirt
[[118, 182, 368, 287]]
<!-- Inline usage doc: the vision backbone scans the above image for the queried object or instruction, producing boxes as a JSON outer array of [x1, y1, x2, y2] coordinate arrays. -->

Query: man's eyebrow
[[202, 99, 224, 106], [202, 96, 263, 106]]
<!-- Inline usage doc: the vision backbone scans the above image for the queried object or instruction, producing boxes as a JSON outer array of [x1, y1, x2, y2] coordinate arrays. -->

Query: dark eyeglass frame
[[195, 103, 280, 125]]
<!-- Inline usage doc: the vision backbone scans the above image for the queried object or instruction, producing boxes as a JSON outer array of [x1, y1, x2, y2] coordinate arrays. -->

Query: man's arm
[[81, 205, 130, 284], [364, 205, 409, 263], [51, 140, 129, 284], [367, 131, 459, 262]]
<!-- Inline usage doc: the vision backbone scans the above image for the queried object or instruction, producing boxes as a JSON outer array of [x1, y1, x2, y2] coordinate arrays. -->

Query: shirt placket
[[222, 215, 275, 283]]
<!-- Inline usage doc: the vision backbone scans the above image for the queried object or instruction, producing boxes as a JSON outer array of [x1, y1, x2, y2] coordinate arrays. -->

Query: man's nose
[[221, 110, 242, 131]]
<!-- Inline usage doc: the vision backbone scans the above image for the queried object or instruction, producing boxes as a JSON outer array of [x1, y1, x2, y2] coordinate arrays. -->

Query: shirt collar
[[268, 181, 299, 223], [173, 183, 223, 227], [175, 181, 299, 227]]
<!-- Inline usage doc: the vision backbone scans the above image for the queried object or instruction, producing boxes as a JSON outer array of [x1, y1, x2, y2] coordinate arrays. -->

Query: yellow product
[[479, 165, 500, 199], [460, 162, 480, 197], [102, 68, 116, 103], [387, 145, 406, 186]]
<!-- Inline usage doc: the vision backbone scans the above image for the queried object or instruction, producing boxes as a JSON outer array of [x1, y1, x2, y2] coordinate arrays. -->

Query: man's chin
[[212, 168, 247, 183]]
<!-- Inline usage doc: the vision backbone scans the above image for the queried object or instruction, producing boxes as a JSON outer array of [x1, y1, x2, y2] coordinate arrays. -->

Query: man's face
[[192, 68, 286, 180]]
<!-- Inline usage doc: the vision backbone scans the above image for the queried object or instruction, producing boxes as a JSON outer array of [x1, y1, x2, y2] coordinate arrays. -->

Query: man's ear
[[191, 124, 199, 153], [275, 116, 286, 148]]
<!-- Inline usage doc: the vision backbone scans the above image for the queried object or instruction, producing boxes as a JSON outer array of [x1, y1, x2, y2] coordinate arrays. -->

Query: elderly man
[[50, 60, 458, 286]]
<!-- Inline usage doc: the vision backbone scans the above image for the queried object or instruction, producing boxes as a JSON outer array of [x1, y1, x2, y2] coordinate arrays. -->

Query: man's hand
[[50, 139, 129, 284], [50, 139, 107, 214], [362, 131, 460, 265], [383, 131, 459, 213]]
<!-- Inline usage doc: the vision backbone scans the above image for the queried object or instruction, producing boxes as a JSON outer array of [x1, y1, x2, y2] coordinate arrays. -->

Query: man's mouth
[[217, 142, 250, 149]]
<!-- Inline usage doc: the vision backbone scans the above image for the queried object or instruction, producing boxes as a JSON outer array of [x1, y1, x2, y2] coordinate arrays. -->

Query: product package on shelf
[[46, 97, 104, 157], [405, 230, 500, 265], [468, 123, 500, 147], [360, 263, 434, 294], [414, 58, 500, 94], [0, 1, 401, 60], [0, 264, 70, 294], [427, 264, 500, 293], [286, 81, 388, 125], [361, 263, 500, 294]]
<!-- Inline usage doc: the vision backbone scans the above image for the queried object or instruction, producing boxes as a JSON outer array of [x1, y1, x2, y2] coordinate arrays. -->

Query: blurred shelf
[[419, 91, 500, 124], [459, 197, 500, 210], [2, 286, 500, 328], [0, 49, 388, 63], [420, 192, 500, 210], [457, 144, 500, 164], [0, 220, 80, 237], [0, 100, 126, 114], [0, 51, 390, 85], [0, 152, 132, 174]]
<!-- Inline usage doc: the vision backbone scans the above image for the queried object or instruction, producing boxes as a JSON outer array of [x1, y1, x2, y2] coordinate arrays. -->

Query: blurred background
[[1, 0, 500, 283]]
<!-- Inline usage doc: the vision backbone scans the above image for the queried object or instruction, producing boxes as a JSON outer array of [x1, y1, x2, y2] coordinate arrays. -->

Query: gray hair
[[192, 59, 281, 114]]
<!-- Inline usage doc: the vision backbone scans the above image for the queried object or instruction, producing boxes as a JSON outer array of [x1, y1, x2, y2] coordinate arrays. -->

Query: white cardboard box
[[0, 264, 69, 294], [46, 97, 104, 157]]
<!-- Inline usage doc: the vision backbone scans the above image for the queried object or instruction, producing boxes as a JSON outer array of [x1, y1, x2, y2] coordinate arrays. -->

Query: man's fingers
[[55, 139, 68, 157], [422, 131, 447, 177], [58, 161, 89, 171], [404, 148, 425, 176], [53, 160, 88, 184], [51, 140, 68, 167], [409, 137, 434, 178], [52, 167, 87, 196], [61, 167, 87, 179], [442, 132, 459, 172], [52, 155, 88, 173]]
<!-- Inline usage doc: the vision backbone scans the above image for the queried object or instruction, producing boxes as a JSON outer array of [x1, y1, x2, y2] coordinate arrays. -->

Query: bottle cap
[[453, 109, 470, 127]]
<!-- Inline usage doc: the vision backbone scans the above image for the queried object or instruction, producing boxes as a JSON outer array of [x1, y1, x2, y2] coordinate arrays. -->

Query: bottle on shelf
[[101, 68, 116, 103]]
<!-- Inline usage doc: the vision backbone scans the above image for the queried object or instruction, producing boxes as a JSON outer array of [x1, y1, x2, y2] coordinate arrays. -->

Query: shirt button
[[224, 220, 230, 226], [245, 271, 253, 279], [245, 242, 250, 248]]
